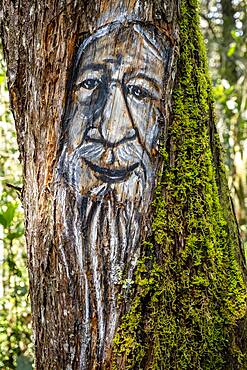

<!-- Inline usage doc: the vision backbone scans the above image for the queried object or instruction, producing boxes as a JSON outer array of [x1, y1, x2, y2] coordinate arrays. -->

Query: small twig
[[6, 182, 23, 200], [6, 182, 22, 192]]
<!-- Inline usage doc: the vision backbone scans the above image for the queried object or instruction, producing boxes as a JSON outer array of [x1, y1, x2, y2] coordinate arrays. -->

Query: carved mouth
[[84, 159, 139, 183]]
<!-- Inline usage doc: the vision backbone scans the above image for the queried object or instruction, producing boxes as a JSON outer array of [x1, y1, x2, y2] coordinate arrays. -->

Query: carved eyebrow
[[79, 63, 107, 73], [127, 72, 161, 92], [103, 58, 118, 64], [103, 55, 122, 65]]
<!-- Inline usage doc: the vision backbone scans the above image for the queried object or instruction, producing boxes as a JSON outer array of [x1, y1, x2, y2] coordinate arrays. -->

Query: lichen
[[112, 0, 247, 368]]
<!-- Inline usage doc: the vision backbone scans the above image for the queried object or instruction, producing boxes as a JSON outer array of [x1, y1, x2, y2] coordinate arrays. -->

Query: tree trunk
[[1, 0, 246, 369], [220, 0, 237, 84]]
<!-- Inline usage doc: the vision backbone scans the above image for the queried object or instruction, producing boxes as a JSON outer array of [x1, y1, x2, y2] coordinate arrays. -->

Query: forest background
[[0, 0, 246, 368]]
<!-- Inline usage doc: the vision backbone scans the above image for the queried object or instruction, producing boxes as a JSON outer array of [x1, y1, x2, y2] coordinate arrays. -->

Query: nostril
[[85, 128, 101, 141], [125, 128, 137, 140]]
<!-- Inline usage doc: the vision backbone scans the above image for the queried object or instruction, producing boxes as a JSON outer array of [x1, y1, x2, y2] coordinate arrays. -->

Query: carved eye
[[80, 78, 100, 90], [126, 85, 149, 100]]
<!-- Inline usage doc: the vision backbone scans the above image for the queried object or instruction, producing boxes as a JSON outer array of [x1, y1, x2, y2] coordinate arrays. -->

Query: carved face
[[62, 25, 166, 204], [56, 24, 171, 361]]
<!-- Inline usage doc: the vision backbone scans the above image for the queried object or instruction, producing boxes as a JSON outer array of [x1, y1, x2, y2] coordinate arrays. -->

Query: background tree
[[201, 0, 247, 255], [0, 0, 246, 369], [0, 47, 33, 369]]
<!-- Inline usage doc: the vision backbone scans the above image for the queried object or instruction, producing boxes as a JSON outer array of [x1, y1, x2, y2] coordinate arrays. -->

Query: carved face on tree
[[61, 23, 168, 206], [57, 23, 171, 360]]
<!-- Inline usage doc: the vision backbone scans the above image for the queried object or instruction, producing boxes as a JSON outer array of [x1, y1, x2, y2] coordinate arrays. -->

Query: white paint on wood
[[54, 17, 177, 366]]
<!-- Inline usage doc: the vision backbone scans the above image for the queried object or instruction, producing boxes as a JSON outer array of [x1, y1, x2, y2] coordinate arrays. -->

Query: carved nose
[[99, 84, 136, 145]]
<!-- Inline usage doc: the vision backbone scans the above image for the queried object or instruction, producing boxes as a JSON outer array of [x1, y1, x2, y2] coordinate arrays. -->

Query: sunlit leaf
[[0, 202, 17, 228], [227, 43, 236, 57]]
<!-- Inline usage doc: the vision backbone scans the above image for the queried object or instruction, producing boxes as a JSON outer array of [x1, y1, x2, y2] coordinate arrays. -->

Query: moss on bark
[[113, 0, 247, 368]]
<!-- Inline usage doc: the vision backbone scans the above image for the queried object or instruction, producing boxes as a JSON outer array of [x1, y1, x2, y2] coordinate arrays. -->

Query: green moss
[[112, 0, 246, 368]]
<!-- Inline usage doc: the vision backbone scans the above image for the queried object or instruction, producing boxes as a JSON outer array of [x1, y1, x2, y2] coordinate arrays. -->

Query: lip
[[84, 159, 139, 183]]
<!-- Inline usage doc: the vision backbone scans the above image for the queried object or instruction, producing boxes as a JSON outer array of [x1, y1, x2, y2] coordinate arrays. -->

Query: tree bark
[[1, 0, 246, 369]]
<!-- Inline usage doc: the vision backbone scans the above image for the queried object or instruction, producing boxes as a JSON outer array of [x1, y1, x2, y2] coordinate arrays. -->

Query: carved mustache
[[71, 140, 152, 170], [74, 142, 104, 162], [58, 137, 155, 193]]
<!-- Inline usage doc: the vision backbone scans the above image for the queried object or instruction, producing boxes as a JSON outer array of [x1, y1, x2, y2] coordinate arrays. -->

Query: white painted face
[[62, 25, 166, 204]]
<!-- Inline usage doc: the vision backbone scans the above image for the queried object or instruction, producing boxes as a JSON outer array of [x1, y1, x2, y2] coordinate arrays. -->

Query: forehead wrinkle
[[80, 30, 163, 67], [80, 29, 142, 64], [78, 43, 115, 67], [77, 30, 164, 85], [102, 56, 122, 66]]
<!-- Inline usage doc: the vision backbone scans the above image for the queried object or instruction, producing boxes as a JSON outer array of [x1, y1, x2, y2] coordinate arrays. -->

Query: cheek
[[68, 108, 88, 149], [67, 89, 106, 149], [75, 89, 99, 115], [75, 88, 93, 102], [128, 101, 162, 153], [73, 88, 108, 125]]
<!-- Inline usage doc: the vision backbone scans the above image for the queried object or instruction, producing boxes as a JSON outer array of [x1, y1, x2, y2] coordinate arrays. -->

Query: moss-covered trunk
[[1, 0, 246, 369]]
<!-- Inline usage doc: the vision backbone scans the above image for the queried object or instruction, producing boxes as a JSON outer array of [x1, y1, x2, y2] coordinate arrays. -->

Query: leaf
[[7, 228, 24, 240], [227, 43, 236, 57], [0, 213, 7, 228], [0, 202, 17, 228]]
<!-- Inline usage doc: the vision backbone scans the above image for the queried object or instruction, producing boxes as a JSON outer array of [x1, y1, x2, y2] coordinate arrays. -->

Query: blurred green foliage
[[201, 0, 247, 257], [0, 49, 33, 369]]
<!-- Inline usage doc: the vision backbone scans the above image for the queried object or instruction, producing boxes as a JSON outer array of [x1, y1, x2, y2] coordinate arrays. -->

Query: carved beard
[[77, 192, 142, 360], [55, 140, 156, 366]]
